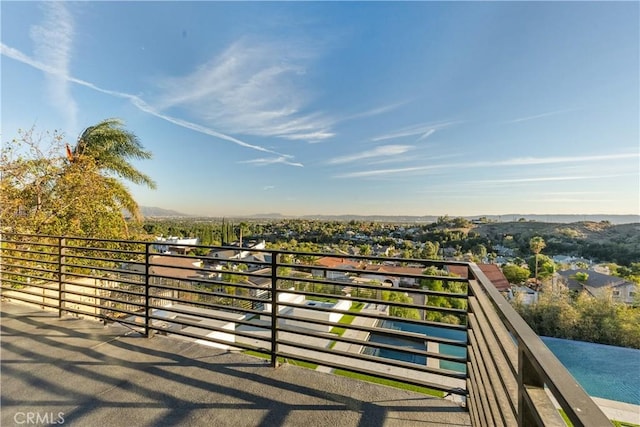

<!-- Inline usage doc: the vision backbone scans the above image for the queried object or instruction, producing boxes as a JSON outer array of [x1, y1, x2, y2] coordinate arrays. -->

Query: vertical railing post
[[144, 243, 152, 338], [270, 252, 279, 368], [518, 343, 544, 426], [58, 237, 66, 317]]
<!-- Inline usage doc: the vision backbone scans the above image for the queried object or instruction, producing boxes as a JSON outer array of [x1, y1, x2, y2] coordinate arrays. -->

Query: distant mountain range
[[140, 207, 639, 225], [140, 206, 192, 217]]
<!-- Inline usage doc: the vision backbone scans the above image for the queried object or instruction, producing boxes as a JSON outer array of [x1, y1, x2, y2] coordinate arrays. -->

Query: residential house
[[204, 240, 267, 268], [446, 264, 511, 294], [557, 269, 637, 304], [312, 257, 361, 280], [360, 264, 425, 288], [153, 237, 199, 254]]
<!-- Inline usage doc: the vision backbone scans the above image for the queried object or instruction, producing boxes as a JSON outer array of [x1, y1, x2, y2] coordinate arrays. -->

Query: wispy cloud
[[327, 145, 413, 165], [29, 2, 77, 132], [371, 121, 455, 142], [155, 38, 334, 143], [263, 185, 275, 191], [239, 156, 304, 168], [502, 108, 577, 124], [334, 165, 443, 179], [495, 152, 639, 166], [339, 101, 409, 122], [472, 173, 637, 185], [1, 42, 299, 161], [529, 198, 618, 203], [333, 152, 639, 179]]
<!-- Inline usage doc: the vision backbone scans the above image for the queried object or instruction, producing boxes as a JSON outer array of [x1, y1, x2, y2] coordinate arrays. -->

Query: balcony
[[0, 234, 612, 426]]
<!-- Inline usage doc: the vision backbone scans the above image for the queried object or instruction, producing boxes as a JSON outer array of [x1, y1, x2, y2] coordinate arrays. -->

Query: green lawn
[[330, 302, 365, 336], [559, 409, 638, 427]]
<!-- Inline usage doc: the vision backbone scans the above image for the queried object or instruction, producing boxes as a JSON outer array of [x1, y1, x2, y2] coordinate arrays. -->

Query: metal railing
[[0, 233, 611, 426]]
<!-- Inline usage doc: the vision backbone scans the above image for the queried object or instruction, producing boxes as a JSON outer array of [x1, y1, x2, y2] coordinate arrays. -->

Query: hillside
[[474, 221, 640, 264], [141, 206, 191, 218]]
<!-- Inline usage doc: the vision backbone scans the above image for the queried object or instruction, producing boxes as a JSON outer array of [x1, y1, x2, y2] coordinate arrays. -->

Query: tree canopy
[[501, 263, 530, 285], [513, 283, 640, 348], [1, 121, 155, 239]]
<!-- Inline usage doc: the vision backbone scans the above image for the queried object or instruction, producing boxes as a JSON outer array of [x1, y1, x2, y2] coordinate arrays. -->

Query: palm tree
[[65, 118, 156, 221], [529, 236, 546, 282]]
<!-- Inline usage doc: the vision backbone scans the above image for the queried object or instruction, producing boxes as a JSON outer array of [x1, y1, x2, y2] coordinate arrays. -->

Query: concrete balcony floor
[[1, 302, 471, 427]]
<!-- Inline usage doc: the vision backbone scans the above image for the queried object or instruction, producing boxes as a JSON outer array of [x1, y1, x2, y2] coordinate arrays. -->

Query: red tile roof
[[478, 264, 511, 291], [445, 264, 511, 291], [314, 257, 361, 269]]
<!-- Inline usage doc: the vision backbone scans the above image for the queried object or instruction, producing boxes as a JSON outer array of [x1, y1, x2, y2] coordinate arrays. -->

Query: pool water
[[364, 321, 640, 405], [363, 320, 467, 373], [541, 336, 640, 405]]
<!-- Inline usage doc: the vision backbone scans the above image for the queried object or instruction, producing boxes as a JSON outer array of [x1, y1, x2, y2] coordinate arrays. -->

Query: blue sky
[[2, 1, 638, 217]]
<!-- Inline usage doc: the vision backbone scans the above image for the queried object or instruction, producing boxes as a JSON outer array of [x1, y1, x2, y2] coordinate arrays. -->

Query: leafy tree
[[471, 243, 487, 261], [529, 236, 546, 281], [359, 244, 372, 256], [527, 254, 555, 282], [67, 118, 156, 221], [1, 123, 154, 239], [529, 236, 547, 280], [382, 290, 420, 320], [420, 266, 467, 324], [501, 263, 530, 284], [573, 272, 589, 283], [420, 241, 439, 259], [512, 284, 640, 348]]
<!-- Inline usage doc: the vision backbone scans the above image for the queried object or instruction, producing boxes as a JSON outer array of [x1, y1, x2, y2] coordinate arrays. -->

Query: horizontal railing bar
[[0, 238, 60, 248], [1, 273, 52, 291], [276, 335, 466, 380], [147, 304, 270, 329], [0, 253, 59, 264], [0, 293, 60, 310], [64, 245, 145, 256], [70, 303, 145, 319], [285, 264, 469, 285], [0, 270, 56, 283], [274, 288, 468, 317], [274, 323, 468, 364], [61, 305, 145, 323], [148, 297, 267, 319], [59, 288, 146, 308], [1, 284, 58, 299], [147, 313, 272, 341], [273, 350, 466, 396], [147, 324, 268, 353], [60, 278, 145, 298], [148, 282, 269, 304], [64, 265, 145, 280], [274, 312, 467, 348]]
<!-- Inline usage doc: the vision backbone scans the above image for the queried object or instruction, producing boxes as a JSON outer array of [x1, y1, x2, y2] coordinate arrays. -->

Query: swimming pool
[[541, 336, 640, 405], [362, 319, 467, 373], [364, 321, 640, 405]]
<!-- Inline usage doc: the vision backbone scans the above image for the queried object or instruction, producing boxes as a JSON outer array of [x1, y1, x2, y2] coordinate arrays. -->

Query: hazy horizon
[[139, 206, 640, 225]]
